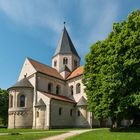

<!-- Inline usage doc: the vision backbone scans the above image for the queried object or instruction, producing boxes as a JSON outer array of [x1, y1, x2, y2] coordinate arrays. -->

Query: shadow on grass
[[0, 126, 7, 128], [110, 126, 140, 133]]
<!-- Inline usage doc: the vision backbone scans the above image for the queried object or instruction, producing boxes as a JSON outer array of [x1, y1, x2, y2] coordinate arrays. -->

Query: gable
[[28, 57, 64, 80], [18, 58, 36, 81]]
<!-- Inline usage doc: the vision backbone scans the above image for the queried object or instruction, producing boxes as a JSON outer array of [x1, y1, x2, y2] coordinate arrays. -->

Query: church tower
[[52, 25, 80, 75]]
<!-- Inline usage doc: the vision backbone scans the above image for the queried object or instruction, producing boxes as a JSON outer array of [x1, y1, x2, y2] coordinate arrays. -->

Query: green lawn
[[0, 131, 65, 140], [0, 128, 50, 133], [66, 128, 140, 140], [0, 128, 68, 140], [0, 128, 81, 133]]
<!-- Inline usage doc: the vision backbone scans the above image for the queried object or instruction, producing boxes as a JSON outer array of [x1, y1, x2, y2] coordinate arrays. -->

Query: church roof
[[67, 66, 84, 80], [40, 91, 76, 104], [77, 96, 87, 106], [28, 58, 64, 80], [53, 27, 80, 58], [9, 77, 33, 89]]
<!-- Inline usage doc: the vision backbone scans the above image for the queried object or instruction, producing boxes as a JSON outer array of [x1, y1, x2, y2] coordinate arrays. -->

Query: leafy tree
[[83, 10, 140, 127], [0, 88, 8, 126]]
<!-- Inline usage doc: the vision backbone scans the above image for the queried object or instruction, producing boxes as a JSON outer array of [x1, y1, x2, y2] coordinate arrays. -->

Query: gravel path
[[40, 129, 92, 140]]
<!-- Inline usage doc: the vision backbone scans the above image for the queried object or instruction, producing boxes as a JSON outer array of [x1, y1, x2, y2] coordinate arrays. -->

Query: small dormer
[[60, 65, 71, 79]]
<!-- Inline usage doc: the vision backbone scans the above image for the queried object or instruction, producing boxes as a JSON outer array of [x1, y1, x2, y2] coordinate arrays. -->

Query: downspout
[[90, 112, 93, 128], [49, 99, 52, 130], [14, 113, 15, 129], [34, 73, 37, 128]]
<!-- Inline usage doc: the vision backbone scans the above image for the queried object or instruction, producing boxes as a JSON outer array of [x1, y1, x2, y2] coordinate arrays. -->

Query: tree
[[0, 88, 8, 126], [83, 10, 140, 127]]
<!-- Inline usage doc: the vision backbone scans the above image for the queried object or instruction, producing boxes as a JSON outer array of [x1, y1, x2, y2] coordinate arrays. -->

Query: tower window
[[63, 57, 68, 65], [76, 83, 81, 94], [54, 61, 57, 67], [59, 107, 62, 116], [70, 86, 74, 95], [74, 60, 78, 68], [20, 95, 25, 107]]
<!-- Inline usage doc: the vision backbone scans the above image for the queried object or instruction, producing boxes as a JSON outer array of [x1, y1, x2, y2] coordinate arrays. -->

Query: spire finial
[[63, 21, 66, 27]]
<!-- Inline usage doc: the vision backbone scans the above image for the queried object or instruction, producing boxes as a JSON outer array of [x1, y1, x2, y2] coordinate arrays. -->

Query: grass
[[66, 128, 140, 140], [0, 128, 81, 140], [0, 131, 65, 140], [0, 128, 49, 133], [0, 128, 81, 133]]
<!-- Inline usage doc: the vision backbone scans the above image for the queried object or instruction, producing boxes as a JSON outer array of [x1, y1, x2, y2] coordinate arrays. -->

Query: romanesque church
[[8, 26, 110, 129]]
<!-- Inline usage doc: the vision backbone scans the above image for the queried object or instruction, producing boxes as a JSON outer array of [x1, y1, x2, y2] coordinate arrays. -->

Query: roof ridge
[[39, 90, 71, 99], [27, 57, 64, 80], [27, 57, 56, 70], [39, 90, 76, 104]]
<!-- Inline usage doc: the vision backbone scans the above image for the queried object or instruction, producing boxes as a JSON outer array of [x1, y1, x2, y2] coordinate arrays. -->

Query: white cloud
[[0, 0, 64, 33], [0, 0, 120, 59], [76, 0, 119, 50]]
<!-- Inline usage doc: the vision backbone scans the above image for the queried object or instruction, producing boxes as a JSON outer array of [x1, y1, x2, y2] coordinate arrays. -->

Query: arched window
[[70, 86, 73, 95], [48, 83, 53, 93], [76, 83, 81, 94], [54, 61, 57, 67], [20, 95, 25, 107], [70, 109, 73, 116], [9, 95, 13, 108], [56, 85, 61, 95], [63, 57, 68, 65], [74, 60, 78, 68], [59, 107, 62, 116], [77, 110, 81, 116]]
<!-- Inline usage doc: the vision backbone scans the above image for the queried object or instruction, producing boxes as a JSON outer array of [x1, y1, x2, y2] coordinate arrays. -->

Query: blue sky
[[0, 0, 140, 89]]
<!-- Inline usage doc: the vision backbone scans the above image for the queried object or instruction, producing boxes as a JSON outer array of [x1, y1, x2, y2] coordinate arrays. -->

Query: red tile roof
[[28, 58, 64, 80], [40, 91, 76, 104], [67, 66, 84, 80]]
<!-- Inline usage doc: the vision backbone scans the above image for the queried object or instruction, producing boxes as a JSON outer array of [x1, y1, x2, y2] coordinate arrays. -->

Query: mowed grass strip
[[0, 128, 81, 133], [0, 128, 48, 133], [0, 131, 65, 140], [66, 128, 140, 140]]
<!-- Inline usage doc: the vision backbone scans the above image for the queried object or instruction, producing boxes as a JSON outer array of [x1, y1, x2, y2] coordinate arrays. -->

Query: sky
[[0, 0, 140, 89]]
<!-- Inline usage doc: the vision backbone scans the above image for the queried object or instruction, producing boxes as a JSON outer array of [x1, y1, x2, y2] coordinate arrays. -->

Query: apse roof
[[9, 77, 33, 89]]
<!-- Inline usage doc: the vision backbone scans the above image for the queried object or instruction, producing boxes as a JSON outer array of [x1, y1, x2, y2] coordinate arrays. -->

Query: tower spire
[[52, 25, 80, 72], [53, 25, 80, 58]]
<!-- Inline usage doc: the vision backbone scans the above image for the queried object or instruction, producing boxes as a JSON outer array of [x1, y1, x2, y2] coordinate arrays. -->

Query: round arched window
[[63, 57, 68, 65], [76, 83, 81, 94], [20, 95, 25, 107]]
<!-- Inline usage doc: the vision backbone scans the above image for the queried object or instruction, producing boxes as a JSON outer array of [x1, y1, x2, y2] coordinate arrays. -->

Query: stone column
[[44, 100, 51, 129]]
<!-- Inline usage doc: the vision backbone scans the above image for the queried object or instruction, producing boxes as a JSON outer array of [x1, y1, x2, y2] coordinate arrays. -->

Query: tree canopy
[[0, 88, 8, 126], [83, 10, 140, 127]]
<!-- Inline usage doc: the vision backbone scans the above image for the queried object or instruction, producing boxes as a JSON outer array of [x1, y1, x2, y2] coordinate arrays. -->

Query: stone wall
[[37, 73, 66, 96], [50, 99, 75, 128], [67, 75, 86, 102], [8, 88, 33, 129]]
